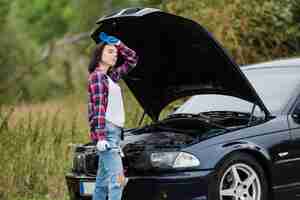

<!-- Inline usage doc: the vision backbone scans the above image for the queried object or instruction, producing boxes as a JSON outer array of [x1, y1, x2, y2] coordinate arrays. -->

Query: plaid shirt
[[88, 41, 138, 141]]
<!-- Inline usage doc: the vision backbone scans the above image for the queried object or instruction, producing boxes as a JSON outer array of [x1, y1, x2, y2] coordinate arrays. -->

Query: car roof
[[241, 57, 300, 71]]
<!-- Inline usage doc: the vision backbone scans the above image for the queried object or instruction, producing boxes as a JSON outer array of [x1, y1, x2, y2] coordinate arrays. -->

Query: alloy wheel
[[219, 163, 261, 200]]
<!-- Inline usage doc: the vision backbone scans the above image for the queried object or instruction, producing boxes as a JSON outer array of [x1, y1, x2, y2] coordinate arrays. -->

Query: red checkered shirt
[[88, 41, 138, 141]]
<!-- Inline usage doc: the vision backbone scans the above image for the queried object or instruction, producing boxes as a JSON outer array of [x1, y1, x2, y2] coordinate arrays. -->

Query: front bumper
[[66, 170, 213, 200]]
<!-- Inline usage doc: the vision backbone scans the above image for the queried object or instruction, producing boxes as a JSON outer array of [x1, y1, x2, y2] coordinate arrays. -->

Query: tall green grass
[[0, 98, 88, 200], [0, 88, 179, 200], [0, 86, 159, 200]]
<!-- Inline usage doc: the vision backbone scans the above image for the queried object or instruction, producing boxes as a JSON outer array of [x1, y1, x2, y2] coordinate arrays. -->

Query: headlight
[[150, 152, 200, 169], [72, 153, 85, 173]]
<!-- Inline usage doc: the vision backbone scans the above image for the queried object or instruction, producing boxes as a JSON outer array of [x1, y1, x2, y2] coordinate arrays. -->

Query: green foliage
[[293, 0, 300, 22], [232, 0, 300, 61], [0, 0, 11, 28], [11, 0, 77, 44], [0, 0, 146, 105], [0, 1, 39, 104], [71, 0, 143, 32], [0, 102, 87, 200], [141, 0, 163, 6], [165, 0, 300, 64], [69, 0, 104, 32]]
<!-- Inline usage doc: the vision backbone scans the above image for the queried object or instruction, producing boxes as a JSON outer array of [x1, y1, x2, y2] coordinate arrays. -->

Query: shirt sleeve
[[89, 71, 108, 141], [109, 41, 139, 82]]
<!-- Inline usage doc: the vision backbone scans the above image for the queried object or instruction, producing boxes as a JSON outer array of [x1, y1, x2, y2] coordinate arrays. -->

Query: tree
[[0, 0, 39, 103], [164, 0, 300, 64], [11, 0, 76, 44]]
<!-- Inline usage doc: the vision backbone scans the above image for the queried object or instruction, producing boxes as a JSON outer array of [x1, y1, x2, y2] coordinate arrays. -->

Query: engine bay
[[71, 111, 264, 176]]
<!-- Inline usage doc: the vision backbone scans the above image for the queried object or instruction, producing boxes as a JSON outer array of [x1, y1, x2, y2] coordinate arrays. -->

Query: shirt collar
[[95, 65, 107, 74]]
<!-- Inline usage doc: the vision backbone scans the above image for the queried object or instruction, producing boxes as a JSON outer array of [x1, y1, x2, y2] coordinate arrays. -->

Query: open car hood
[[91, 8, 270, 121]]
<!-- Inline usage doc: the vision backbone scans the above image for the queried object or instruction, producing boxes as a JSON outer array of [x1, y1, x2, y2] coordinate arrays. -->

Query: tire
[[208, 152, 268, 200]]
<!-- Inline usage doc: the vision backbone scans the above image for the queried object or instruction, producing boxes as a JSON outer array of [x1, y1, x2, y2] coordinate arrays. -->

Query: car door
[[287, 96, 300, 197]]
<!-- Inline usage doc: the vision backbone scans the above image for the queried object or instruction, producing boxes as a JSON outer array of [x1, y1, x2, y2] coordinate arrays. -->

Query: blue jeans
[[92, 120, 126, 200]]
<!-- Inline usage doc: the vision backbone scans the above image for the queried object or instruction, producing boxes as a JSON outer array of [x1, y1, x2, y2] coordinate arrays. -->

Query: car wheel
[[209, 152, 268, 200]]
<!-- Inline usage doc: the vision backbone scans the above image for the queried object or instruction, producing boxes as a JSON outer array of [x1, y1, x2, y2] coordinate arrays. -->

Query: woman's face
[[100, 44, 118, 68]]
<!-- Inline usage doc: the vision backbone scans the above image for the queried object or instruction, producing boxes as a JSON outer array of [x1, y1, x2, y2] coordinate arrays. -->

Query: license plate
[[80, 181, 95, 196], [80, 177, 129, 196]]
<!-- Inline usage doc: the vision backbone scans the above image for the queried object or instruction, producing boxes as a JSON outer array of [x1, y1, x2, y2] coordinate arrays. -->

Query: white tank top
[[106, 76, 125, 127]]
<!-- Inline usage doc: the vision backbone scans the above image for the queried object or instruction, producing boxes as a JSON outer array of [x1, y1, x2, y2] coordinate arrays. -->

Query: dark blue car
[[66, 7, 300, 200]]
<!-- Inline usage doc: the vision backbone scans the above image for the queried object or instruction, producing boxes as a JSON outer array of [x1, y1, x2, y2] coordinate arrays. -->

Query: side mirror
[[292, 106, 300, 122]]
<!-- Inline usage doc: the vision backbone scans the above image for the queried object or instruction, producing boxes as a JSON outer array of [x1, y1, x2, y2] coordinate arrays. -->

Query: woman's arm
[[88, 71, 109, 141], [109, 41, 139, 82]]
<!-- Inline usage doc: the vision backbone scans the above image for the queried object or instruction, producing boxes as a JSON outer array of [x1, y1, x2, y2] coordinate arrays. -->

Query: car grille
[[85, 152, 98, 175], [73, 143, 149, 176]]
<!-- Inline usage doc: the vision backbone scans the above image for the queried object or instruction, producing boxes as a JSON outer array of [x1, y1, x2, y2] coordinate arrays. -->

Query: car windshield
[[173, 66, 300, 116]]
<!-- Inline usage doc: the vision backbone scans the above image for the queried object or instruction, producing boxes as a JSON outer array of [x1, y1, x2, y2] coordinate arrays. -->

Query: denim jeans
[[92, 120, 126, 200]]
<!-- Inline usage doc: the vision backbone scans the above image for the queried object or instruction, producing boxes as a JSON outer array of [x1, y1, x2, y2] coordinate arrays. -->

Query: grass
[[0, 82, 161, 200], [0, 93, 98, 200], [0, 99, 83, 200], [0, 82, 182, 200]]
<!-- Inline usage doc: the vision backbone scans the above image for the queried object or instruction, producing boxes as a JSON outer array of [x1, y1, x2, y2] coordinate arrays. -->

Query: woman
[[88, 32, 138, 200]]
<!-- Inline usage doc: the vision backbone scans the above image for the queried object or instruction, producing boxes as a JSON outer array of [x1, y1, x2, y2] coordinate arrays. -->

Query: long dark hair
[[88, 42, 107, 73]]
